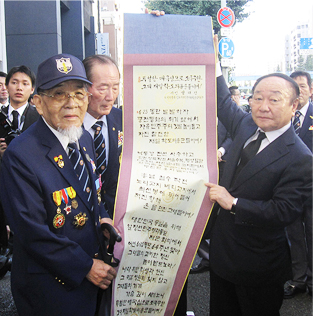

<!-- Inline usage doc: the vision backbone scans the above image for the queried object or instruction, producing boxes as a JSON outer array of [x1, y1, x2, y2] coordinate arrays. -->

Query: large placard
[[113, 14, 217, 316]]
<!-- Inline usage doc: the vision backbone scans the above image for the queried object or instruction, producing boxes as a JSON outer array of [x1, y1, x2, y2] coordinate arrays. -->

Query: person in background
[[229, 85, 241, 106], [0, 65, 39, 158], [0, 72, 8, 107], [284, 70, 313, 299], [83, 55, 123, 219]]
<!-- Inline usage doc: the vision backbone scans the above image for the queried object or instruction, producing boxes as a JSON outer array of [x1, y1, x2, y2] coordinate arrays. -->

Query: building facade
[[1, 0, 95, 74]]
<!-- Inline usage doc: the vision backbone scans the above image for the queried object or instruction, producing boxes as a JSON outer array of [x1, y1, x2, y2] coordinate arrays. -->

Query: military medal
[[310, 125, 313, 131], [95, 175, 102, 204], [118, 130, 123, 147], [52, 190, 62, 214], [85, 153, 91, 162], [61, 188, 71, 214], [53, 213, 65, 229], [54, 155, 64, 168], [73, 212, 88, 228], [66, 186, 76, 199]]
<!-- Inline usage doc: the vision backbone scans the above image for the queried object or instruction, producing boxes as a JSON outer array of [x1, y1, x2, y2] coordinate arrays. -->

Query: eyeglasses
[[40, 91, 92, 102]]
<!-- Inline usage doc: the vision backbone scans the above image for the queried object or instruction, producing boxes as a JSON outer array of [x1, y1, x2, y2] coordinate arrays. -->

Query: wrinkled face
[[6, 72, 34, 108], [292, 76, 313, 109], [251, 77, 298, 132], [34, 80, 88, 131], [87, 63, 120, 119], [0, 77, 8, 103]]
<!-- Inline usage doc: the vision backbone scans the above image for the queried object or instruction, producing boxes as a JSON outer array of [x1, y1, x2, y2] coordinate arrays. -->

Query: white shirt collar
[[259, 122, 291, 144], [8, 102, 28, 117], [83, 111, 107, 131], [298, 101, 309, 118]]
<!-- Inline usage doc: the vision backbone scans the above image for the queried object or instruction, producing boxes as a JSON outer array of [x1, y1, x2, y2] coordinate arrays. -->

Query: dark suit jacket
[[102, 107, 123, 218], [298, 101, 313, 151], [217, 119, 232, 179], [0, 103, 39, 248], [0, 117, 109, 316], [218, 119, 232, 152], [0, 103, 40, 137], [209, 76, 312, 287]]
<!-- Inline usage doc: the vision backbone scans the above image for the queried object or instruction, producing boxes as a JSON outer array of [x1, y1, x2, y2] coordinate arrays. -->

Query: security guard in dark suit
[[0, 54, 117, 316]]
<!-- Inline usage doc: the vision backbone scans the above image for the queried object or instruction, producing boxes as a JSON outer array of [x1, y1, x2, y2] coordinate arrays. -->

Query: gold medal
[[73, 212, 88, 228], [71, 199, 78, 209], [53, 213, 65, 229], [54, 155, 64, 168], [58, 160, 64, 168]]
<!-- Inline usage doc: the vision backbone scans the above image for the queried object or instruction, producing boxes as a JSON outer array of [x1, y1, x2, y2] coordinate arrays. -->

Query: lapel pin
[[54, 155, 64, 168], [71, 199, 78, 209]]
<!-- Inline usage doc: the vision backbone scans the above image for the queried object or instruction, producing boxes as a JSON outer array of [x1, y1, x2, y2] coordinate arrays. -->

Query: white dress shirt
[[84, 112, 109, 163]]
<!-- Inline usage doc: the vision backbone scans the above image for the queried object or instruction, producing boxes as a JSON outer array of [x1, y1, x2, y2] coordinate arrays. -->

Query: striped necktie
[[68, 142, 92, 202], [293, 111, 301, 135], [91, 121, 106, 183]]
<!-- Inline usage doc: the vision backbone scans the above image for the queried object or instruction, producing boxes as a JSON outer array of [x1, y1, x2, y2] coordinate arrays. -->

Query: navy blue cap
[[36, 54, 92, 90]]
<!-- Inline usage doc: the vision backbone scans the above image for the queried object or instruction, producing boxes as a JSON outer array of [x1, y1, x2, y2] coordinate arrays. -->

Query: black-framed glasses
[[40, 91, 92, 102]]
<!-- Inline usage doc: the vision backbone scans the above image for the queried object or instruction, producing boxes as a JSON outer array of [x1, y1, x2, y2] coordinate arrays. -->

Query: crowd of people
[[0, 28, 312, 316]]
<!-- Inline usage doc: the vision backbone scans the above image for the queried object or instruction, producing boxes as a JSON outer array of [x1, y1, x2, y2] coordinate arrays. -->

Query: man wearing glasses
[[83, 55, 123, 219], [0, 54, 117, 316]]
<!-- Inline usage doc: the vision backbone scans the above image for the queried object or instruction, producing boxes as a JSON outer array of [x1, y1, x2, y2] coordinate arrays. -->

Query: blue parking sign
[[218, 37, 235, 58], [300, 38, 313, 50]]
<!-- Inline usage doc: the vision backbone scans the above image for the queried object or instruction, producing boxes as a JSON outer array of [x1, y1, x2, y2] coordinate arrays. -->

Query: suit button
[[94, 253, 99, 258], [103, 190, 106, 194]]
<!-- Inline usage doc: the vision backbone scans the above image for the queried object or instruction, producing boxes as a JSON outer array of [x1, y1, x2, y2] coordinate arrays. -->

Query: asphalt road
[[1, 263, 312, 316]]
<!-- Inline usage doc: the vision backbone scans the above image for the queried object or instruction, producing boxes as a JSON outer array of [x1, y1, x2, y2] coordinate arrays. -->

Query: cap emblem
[[56, 57, 73, 74]]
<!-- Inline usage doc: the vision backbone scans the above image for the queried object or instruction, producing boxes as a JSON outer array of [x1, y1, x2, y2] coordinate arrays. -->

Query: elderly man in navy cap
[[0, 54, 117, 316]]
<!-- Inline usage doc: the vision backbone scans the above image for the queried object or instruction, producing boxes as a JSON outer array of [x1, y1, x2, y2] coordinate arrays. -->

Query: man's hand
[[145, 8, 165, 16], [217, 150, 223, 162], [0, 138, 7, 158], [206, 182, 234, 210], [86, 259, 117, 290]]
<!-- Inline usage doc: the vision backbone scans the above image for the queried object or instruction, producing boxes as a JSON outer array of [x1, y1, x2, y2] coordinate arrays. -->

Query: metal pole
[[221, 0, 228, 84]]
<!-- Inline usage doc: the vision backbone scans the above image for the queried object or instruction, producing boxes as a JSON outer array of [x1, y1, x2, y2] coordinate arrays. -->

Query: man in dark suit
[[0, 65, 39, 157], [0, 54, 117, 316], [284, 71, 313, 298], [0, 66, 40, 278], [205, 48, 312, 315], [83, 55, 123, 218]]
